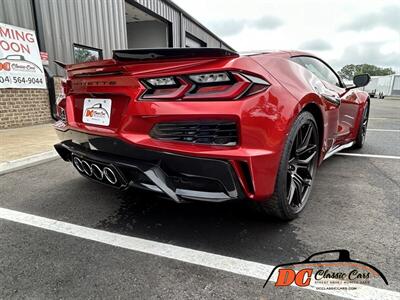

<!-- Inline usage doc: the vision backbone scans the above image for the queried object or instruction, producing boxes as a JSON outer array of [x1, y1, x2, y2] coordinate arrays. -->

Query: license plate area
[[82, 98, 112, 126]]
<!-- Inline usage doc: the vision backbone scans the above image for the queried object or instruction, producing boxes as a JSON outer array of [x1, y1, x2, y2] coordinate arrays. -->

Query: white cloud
[[208, 16, 283, 37], [339, 5, 400, 32], [299, 39, 333, 51], [173, 0, 400, 70], [330, 42, 400, 70]]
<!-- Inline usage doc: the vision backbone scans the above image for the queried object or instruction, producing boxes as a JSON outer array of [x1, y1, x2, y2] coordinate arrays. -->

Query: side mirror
[[352, 74, 371, 88]]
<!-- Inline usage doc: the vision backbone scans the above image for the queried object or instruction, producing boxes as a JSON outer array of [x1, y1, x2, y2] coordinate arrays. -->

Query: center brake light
[[140, 71, 270, 101]]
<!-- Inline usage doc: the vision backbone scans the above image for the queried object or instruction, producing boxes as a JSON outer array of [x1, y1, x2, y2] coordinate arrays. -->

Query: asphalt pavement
[[0, 98, 399, 299]]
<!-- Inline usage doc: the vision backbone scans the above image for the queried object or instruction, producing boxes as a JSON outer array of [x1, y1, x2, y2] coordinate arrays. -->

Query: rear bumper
[[54, 130, 246, 203]]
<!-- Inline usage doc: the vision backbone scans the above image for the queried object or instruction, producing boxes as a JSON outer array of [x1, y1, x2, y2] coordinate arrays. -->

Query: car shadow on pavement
[[97, 189, 307, 265]]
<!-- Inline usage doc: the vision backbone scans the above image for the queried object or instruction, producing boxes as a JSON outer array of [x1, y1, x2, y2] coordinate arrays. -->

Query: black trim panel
[[54, 130, 244, 202]]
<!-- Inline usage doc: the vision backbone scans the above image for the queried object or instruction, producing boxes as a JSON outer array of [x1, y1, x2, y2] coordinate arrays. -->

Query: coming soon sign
[[0, 23, 46, 89]]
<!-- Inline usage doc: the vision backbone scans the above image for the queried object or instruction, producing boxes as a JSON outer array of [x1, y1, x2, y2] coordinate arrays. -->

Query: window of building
[[185, 33, 206, 48], [73, 43, 103, 63], [125, 1, 172, 48]]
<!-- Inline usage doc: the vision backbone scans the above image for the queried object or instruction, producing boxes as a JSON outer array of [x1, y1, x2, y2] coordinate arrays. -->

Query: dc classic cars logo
[[0, 54, 43, 73], [264, 250, 388, 291]]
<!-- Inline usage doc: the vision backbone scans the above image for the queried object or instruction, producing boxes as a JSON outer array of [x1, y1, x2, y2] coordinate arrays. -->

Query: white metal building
[[363, 75, 400, 98]]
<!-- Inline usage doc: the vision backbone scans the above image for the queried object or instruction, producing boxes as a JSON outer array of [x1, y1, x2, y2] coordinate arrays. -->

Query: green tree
[[338, 64, 395, 80]]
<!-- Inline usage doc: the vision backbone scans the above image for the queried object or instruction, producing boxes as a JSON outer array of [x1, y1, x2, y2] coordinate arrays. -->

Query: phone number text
[[0, 75, 45, 85]]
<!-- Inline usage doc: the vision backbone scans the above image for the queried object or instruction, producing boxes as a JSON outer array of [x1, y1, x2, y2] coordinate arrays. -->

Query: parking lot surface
[[0, 98, 399, 299]]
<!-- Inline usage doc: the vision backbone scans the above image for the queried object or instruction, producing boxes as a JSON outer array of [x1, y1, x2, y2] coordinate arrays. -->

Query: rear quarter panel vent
[[150, 120, 238, 146]]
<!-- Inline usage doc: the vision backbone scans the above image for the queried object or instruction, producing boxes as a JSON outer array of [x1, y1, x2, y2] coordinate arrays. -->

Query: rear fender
[[296, 94, 332, 165]]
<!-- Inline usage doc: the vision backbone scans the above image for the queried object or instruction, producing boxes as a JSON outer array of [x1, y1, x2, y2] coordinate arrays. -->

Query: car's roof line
[[240, 49, 313, 57], [239, 50, 291, 56]]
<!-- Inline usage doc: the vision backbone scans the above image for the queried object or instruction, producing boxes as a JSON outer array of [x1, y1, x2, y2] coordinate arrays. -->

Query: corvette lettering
[[72, 80, 117, 87]]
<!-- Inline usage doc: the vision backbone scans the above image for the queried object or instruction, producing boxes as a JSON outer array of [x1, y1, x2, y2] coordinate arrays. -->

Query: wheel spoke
[[302, 123, 313, 148], [296, 144, 317, 159], [292, 174, 303, 205], [296, 123, 312, 154], [296, 148, 317, 166], [295, 132, 302, 149], [293, 173, 304, 187], [287, 179, 296, 205]]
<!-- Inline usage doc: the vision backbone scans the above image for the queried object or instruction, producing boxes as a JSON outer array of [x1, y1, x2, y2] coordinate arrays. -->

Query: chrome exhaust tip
[[103, 167, 117, 184], [73, 157, 84, 173], [82, 160, 93, 176], [91, 163, 103, 180]]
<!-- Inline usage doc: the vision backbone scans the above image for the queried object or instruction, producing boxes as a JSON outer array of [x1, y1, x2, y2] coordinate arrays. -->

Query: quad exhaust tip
[[81, 160, 92, 176], [72, 157, 118, 185], [91, 163, 104, 181], [73, 157, 84, 173], [103, 167, 117, 184]]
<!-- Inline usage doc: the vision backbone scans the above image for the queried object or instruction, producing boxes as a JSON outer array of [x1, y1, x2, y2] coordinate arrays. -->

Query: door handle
[[321, 93, 341, 106]]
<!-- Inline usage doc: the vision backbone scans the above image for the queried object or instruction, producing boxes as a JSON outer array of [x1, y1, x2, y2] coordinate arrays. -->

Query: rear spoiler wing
[[112, 48, 239, 61], [54, 48, 239, 72], [54, 60, 67, 69]]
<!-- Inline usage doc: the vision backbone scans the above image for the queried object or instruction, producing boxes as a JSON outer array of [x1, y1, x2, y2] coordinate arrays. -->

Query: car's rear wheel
[[353, 102, 369, 149], [256, 111, 319, 220]]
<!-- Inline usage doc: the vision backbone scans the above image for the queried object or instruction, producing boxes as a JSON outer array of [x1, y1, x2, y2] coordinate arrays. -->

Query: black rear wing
[[54, 48, 239, 73], [112, 48, 239, 61]]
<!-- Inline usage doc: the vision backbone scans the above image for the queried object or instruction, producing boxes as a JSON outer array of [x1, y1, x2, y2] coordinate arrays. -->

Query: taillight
[[140, 71, 269, 101], [189, 72, 231, 83], [55, 98, 66, 122], [142, 77, 191, 99], [56, 79, 70, 121]]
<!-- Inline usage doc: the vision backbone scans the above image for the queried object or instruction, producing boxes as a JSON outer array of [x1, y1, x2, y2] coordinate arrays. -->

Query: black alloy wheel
[[257, 111, 319, 220], [286, 121, 318, 213], [353, 102, 369, 149], [361, 105, 369, 144]]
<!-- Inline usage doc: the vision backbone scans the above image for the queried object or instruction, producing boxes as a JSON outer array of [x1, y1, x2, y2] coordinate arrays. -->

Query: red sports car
[[54, 48, 370, 220]]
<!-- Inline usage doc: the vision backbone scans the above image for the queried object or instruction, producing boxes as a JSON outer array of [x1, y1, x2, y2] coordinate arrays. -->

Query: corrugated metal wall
[[133, 0, 232, 50], [0, 0, 35, 30], [182, 17, 221, 48], [35, 0, 127, 74], [1, 0, 232, 75]]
